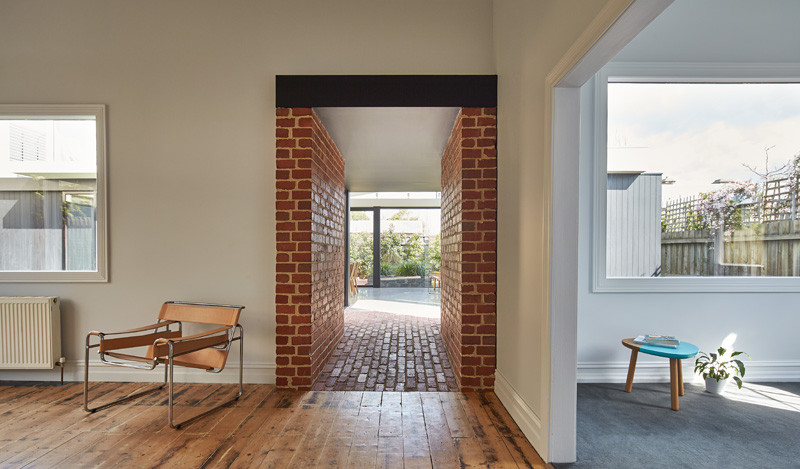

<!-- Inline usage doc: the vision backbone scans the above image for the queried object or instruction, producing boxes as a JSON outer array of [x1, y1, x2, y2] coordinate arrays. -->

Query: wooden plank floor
[[0, 382, 548, 468]]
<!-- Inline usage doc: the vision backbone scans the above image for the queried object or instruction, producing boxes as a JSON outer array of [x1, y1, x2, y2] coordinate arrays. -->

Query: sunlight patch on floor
[[719, 383, 800, 413], [349, 287, 441, 318], [347, 299, 440, 318]]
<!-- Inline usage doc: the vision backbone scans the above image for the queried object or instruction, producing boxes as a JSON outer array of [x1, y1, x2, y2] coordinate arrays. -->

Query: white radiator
[[0, 297, 61, 369]]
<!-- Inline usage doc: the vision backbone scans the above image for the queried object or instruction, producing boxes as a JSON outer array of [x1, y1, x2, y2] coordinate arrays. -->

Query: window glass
[[379, 208, 441, 284], [606, 83, 800, 278], [0, 106, 106, 281], [349, 209, 374, 286]]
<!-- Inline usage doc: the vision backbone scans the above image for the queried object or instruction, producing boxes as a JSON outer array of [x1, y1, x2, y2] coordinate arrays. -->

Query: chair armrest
[[151, 328, 230, 358], [154, 326, 230, 344], [99, 330, 182, 353], [89, 320, 178, 337]]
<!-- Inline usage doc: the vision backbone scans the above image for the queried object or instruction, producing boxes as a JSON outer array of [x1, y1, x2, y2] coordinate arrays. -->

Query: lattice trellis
[[661, 196, 703, 232], [661, 177, 798, 232]]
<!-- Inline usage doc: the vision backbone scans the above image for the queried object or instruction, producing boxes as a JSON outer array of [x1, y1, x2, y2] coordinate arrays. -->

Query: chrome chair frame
[[83, 302, 244, 429]]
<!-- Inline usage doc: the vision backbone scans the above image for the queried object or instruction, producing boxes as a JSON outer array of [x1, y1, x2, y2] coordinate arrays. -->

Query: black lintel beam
[[276, 75, 497, 108]]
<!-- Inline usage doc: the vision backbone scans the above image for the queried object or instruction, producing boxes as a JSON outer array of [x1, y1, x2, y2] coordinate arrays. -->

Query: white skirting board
[[0, 360, 276, 384], [578, 360, 800, 383], [494, 370, 548, 461]]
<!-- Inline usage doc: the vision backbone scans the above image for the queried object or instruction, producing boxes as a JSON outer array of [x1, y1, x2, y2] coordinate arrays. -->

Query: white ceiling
[[613, 0, 800, 63], [314, 107, 460, 192]]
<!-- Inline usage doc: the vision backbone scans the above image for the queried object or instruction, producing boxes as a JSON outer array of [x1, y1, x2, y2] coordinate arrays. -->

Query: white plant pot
[[705, 377, 730, 395]]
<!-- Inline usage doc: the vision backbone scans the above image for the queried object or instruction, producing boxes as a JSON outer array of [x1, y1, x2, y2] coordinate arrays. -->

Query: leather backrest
[[158, 302, 243, 326]]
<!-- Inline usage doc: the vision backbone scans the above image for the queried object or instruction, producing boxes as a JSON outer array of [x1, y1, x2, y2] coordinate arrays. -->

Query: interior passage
[[0, 383, 546, 468], [314, 310, 457, 392], [314, 287, 457, 392]]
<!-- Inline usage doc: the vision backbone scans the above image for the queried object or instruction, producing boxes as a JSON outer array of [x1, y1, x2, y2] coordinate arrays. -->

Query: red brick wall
[[440, 108, 497, 391], [441, 115, 464, 385], [309, 114, 346, 380], [275, 108, 345, 389]]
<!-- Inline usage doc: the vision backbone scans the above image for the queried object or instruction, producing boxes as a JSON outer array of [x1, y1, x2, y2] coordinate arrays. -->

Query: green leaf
[[734, 359, 746, 377], [734, 376, 743, 389], [731, 351, 743, 357], [717, 347, 727, 356]]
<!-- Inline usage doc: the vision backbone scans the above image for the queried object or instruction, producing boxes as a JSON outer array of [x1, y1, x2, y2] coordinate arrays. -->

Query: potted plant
[[694, 347, 748, 394]]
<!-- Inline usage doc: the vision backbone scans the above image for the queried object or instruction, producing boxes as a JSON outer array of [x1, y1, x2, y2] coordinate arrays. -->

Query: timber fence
[[660, 177, 800, 276]]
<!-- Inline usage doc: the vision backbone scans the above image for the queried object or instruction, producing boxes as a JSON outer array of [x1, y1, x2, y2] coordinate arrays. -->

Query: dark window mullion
[[373, 207, 381, 288]]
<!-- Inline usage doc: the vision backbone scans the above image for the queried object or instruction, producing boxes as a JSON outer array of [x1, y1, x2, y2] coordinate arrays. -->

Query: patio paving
[[349, 286, 441, 317], [312, 288, 457, 391]]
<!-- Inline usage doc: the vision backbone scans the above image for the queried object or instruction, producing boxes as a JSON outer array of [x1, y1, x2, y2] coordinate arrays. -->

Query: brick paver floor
[[312, 309, 459, 391]]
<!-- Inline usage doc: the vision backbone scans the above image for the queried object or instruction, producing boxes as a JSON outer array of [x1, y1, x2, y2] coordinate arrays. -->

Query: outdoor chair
[[84, 301, 244, 428], [349, 262, 360, 295], [430, 271, 441, 291]]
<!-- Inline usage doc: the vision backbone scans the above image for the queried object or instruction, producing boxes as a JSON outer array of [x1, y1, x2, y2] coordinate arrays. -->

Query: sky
[[607, 83, 800, 202]]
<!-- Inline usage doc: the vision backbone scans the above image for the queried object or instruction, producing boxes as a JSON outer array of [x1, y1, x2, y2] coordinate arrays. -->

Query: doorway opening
[[274, 76, 496, 392], [317, 196, 453, 391], [348, 202, 442, 312]]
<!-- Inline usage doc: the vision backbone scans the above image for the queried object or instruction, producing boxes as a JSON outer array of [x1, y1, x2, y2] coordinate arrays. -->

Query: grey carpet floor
[[554, 382, 800, 468]]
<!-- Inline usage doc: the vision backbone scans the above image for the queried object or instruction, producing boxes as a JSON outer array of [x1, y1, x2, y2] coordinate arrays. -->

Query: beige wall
[[492, 0, 608, 459], [0, 0, 666, 461], [0, 0, 494, 382]]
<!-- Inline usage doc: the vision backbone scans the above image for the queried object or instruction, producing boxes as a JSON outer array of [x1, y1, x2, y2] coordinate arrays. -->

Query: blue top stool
[[621, 338, 699, 411]]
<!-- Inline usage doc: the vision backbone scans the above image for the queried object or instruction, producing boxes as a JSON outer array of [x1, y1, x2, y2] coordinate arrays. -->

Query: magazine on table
[[634, 334, 679, 348]]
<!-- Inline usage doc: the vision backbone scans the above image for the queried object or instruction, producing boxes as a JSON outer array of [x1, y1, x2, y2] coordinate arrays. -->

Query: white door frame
[[545, 0, 674, 462]]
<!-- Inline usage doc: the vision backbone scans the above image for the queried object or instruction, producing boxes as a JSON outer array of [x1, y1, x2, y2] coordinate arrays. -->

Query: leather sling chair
[[84, 301, 244, 429]]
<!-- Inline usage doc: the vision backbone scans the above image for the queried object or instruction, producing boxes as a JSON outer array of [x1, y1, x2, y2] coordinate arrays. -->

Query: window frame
[[593, 63, 800, 292], [0, 104, 108, 282]]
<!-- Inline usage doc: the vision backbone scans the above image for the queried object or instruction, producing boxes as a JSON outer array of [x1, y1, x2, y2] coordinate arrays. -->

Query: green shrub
[[351, 223, 442, 278], [426, 234, 441, 270], [396, 261, 425, 277], [380, 229, 424, 265], [349, 232, 373, 277]]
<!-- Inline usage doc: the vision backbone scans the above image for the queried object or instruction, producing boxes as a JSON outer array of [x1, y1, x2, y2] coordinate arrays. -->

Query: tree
[[350, 211, 370, 221], [349, 232, 373, 277], [741, 148, 800, 220], [380, 229, 424, 264], [788, 153, 800, 199], [742, 145, 790, 184], [697, 182, 756, 233], [427, 233, 441, 270], [388, 209, 418, 221]]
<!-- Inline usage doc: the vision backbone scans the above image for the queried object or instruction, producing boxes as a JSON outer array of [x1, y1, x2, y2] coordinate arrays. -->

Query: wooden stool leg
[[625, 349, 638, 393], [678, 359, 684, 396], [669, 358, 679, 411]]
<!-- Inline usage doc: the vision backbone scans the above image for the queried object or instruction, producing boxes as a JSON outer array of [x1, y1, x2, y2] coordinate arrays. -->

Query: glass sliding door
[[379, 208, 441, 288], [349, 205, 441, 290]]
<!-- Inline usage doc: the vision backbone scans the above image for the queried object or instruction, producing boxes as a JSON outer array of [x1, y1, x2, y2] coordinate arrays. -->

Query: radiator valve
[[56, 357, 66, 385]]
